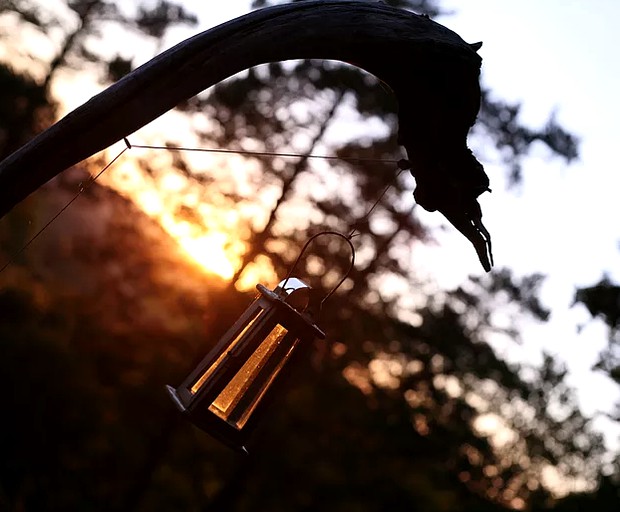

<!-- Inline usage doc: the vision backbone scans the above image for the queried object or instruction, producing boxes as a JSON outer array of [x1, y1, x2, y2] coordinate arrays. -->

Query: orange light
[[175, 232, 238, 280], [101, 162, 277, 285]]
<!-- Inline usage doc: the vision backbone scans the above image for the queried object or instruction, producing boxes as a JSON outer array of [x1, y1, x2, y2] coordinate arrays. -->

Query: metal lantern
[[167, 233, 354, 452], [166, 277, 324, 452]]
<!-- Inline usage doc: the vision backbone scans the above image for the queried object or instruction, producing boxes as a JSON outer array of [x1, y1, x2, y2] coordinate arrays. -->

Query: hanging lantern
[[167, 232, 355, 452]]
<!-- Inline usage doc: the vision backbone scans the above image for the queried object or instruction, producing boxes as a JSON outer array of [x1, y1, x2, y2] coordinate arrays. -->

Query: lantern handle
[[281, 231, 355, 310]]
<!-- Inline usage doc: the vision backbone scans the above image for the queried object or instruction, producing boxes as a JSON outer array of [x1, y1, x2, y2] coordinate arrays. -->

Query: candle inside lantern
[[209, 323, 296, 428]]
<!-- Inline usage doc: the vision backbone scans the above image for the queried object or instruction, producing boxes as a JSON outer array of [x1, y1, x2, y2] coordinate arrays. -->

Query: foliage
[[0, 0, 614, 511], [0, 63, 56, 158], [171, 1, 603, 509], [0, 0, 198, 87], [575, 276, 620, 424]]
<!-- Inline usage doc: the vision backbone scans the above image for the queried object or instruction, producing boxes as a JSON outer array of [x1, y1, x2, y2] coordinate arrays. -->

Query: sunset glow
[[48, 65, 281, 290], [171, 229, 238, 280], [101, 154, 277, 289]]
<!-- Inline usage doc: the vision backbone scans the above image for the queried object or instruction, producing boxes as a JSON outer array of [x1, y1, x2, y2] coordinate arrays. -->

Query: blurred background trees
[[0, 0, 618, 510]]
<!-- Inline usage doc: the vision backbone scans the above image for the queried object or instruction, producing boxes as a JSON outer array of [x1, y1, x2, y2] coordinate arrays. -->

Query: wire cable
[[0, 136, 411, 274]]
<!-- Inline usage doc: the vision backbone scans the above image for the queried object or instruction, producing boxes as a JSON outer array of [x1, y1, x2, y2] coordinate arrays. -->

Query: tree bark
[[0, 0, 481, 219]]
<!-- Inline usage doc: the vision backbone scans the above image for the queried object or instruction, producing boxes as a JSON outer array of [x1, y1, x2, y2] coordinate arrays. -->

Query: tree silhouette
[[0, 1, 611, 511]]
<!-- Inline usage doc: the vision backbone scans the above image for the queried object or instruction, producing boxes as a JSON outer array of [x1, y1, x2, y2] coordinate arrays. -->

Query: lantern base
[[165, 385, 249, 455]]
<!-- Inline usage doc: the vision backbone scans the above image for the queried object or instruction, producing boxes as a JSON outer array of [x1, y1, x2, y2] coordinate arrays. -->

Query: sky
[[434, 0, 620, 448], [168, 0, 620, 447]]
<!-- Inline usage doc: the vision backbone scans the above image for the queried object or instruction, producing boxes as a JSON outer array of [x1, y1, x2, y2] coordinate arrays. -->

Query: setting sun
[[174, 231, 237, 280], [100, 152, 277, 290]]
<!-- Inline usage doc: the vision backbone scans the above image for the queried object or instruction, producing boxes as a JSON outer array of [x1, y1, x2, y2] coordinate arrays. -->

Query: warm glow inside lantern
[[167, 278, 325, 452]]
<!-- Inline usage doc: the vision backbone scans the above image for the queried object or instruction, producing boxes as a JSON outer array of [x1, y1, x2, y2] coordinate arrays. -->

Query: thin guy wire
[[128, 140, 408, 240], [348, 169, 405, 239], [129, 142, 400, 165], [0, 137, 409, 275], [0, 147, 128, 274]]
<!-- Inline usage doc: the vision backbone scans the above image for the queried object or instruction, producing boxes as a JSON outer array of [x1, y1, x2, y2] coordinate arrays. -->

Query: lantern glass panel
[[190, 307, 265, 395], [209, 323, 299, 429]]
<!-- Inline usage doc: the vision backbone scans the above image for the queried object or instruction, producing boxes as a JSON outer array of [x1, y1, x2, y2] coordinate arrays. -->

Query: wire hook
[[281, 231, 356, 311]]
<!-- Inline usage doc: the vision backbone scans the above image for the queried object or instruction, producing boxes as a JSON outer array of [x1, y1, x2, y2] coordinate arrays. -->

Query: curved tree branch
[[0, 0, 492, 269]]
